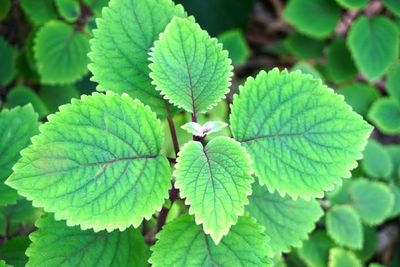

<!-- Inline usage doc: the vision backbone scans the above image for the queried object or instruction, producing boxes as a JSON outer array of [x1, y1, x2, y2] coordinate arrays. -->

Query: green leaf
[[0, 0, 10, 21], [20, 0, 58, 26], [55, 0, 81, 22], [89, 0, 187, 116], [247, 183, 323, 254], [350, 179, 394, 225], [368, 98, 400, 135], [6, 86, 49, 119], [181, 121, 227, 137], [348, 16, 399, 81], [150, 17, 232, 114], [34, 20, 89, 85], [386, 64, 400, 101], [0, 237, 30, 267], [26, 214, 148, 267], [82, 0, 108, 16], [174, 137, 253, 243], [284, 33, 324, 60], [218, 29, 250, 66], [0, 260, 12, 267], [283, 0, 341, 39], [326, 39, 357, 83], [335, 0, 368, 9], [297, 231, 334, 267], [389, 183, 400, 218], [388, 145, 400, 180], [328, 248, 361, 267], [0, 105, 39, 206], [149, 215, 272, 267], [326, 205, 363, 249], [6, 92, 171, 231], [362, 139, 393, 180], [0, 37, 17, 87], [38, 85, 80, 113], [337, 83, 379, 117], [327, 179, 352, 206], [369, 264, 386, 267], [384, 0, 400, 17], [355, 225, 377, 261], [230, 68, 372, 199], [292, 62, 324, 81]]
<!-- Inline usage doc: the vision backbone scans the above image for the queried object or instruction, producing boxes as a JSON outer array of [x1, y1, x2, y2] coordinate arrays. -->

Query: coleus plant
[[3, 0, 373, 265]]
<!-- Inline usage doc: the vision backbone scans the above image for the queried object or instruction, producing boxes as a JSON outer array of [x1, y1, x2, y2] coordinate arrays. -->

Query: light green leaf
[[384, 0, 400, 17], [89, 0, 187, 116], [0, 105, 39, 206], [20, 0, 58, 26], [34, 20, 89, 85], [181, 121, 228, 137], [174, 137, 253, 244], [0, 260, 12, 267], [355, 225, 377, 261], [6, 92, 171, 231], [326, 39, 357, 83], [335, 0, 368, 9], [38, 85, 80, 113], [368, 98, 400, 135], [369, 264, 386, 267], [328, 248, 361, 267], [326, 205, 363, 249], [218, 29, 250, 66], [149, 215, 272, 267], [297, 231, 334, 267], [0, 237, 30, 267], [55, 0, 81, 22], [247, 183, 323, 254], [26, 215, 148, 267], [0, 37, 17, 87], [361, 139, 393, 179], [283, 0, 341, 39], [348, 16, 399, 81], [350, 179, 394, 225], [337, 83, 379, 117], [284, 33, 324, 60], [6, 86, 49, 119], [387, 64, 400, 100], [230, 68, 372, 199], [150, 17, 232, 114]]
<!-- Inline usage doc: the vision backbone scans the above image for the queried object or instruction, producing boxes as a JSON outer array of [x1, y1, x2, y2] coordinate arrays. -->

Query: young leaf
[[348, 16, 399, 81], [0, 37, 17, 87], [150, 17, 233, 114], [26, 215, 148, 267], [384, 0, 400, 17], [361, 139, 393, 179], [174, 137, 253, 244], [55, 0, 81, 22], [350, 180, 394, 225], [20, 0, 58, 26], [387, 64, 400, 100], [297, 231, 334, 267], [6, 92, 171, 231], [246, 183, 323, 254], [335, 0, 368, 9], [230, 68, 372, 199], [283, 0, 341, 39], [368, 98, 400, 135], [6, 86, 49, 119], [149, 215, 272, 267], [181, 121, 228, 137], [218, 29, 250, 66], [326, 39, 357, 83], [0, 105, 39, 206], [328, 248, 362, 267], [284, 33, 324, 60], [337, 83, 379, 117], [326, 205, 363, 249], [34, 20, 89, 84], [89, 0, 187, 116]]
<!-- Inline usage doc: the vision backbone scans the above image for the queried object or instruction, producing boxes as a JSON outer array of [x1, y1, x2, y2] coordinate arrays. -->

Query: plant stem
[[165, 102, 180, 157], [192, 112, 203, 142], [156, 186, 179, 232]]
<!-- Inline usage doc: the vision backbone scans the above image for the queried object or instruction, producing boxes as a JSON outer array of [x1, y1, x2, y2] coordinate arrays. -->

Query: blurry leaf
[[34, 21, 89, 84], [361, 139, 393, 180], [0, 37, 17, 87], [20, 0, 58, 26], [355, 225, 377, 261], [284, 33, 324, 60], [6, 86, 48, 118], [55, 0, 81, 22], [283, 0, 341, 39], [337, 83, 379, 117], [328, 248, 361, 267], [292, 62, 324, 81], [174, 0, 255, 36], [327, 179, 352, 206], [335, 0, 368, 9], [326, 39, 357, 83], [384, 0, 400, 17], [0, 0, 10, 21], [326, 205, 363, 249], [350, 179, 394, 225], [368, 97, 400, 135], [389, 183, 400, 218], [82, 0, 109, 16], [218, 29, 250, 66], [387, 64, 400, 101], [0, 237, 30, 267], [38, 85, 80, 113], [348, 16, 399, 81], [387, 145, 400, 181], [297, 231, 334, 267]]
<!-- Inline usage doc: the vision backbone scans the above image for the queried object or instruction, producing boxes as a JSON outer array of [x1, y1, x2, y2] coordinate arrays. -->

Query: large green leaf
[[149, 215, 272, 267], [20, 0, 58, 26], [348, 16, 399, 81], [230, 68, 372, 199], [26, 215, 148, 267], [247, 183, 322, 254], [150, 17, 232, 114], [337, 83, 379, 117], [34, 20, 90, 84], [368, 98, 400, 135], [89, 0, 187, 116], [328, 248, 361, 267], [326, 205, 363, 249], [361, 139, 393, 180], [6, 92, 171, 231], [0, 37, 17, 87], [174, 137, 253, 244], [0, 105, 39, 206], [283, 0, 341, 39]]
